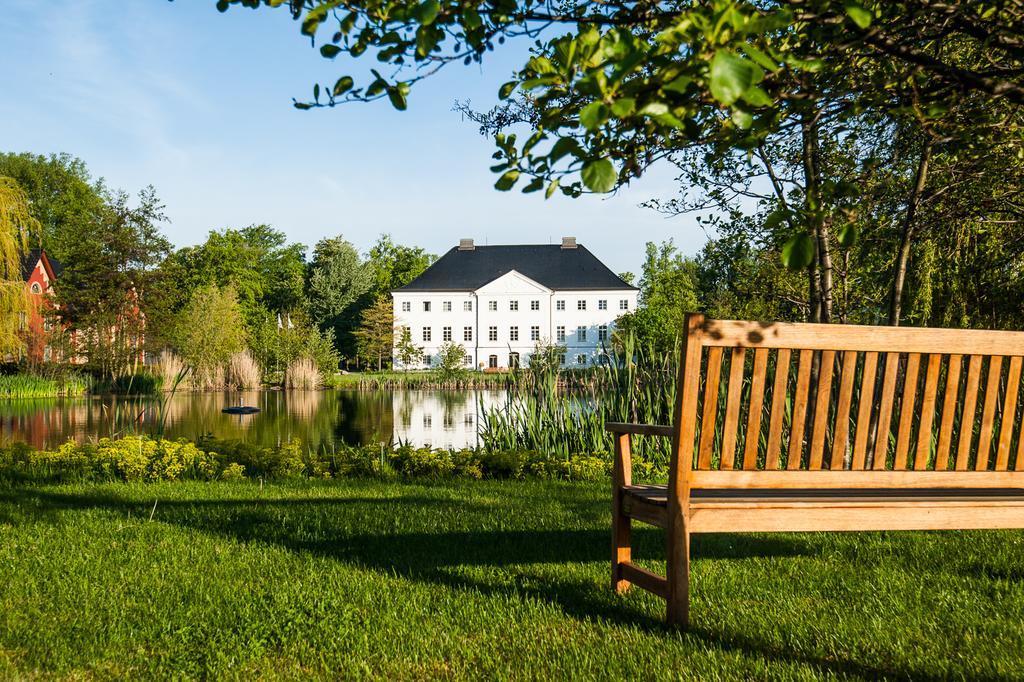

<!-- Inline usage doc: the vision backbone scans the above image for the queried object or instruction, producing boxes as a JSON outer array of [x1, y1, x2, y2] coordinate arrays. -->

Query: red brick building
[[21, 249, 61, 362]]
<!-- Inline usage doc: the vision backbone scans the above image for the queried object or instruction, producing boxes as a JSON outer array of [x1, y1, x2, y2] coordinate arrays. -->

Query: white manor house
[[391, 237, 639, 370]]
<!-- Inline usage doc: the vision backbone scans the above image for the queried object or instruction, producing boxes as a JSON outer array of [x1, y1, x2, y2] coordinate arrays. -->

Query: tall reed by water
[[285, 357, 321, 389], [0, 373, 90, 399], [227, 350, 262, 389]]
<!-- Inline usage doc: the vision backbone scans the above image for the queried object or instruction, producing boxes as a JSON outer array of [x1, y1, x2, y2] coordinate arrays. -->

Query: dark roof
[[21, 249, 63, 281], [396, 244, 636, 292]]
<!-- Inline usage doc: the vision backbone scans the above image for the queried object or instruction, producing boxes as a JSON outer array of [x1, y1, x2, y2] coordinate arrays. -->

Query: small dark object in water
[[222, 406, 260, 415]]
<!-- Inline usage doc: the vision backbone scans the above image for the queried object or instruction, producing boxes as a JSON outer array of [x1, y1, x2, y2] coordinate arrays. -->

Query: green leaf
[[579, 102, 608, 131], [320, 44, 342, 59], [522, 177, 545, 193], [662, 75, 692, 95], [741, 86, 773, 108], [581, 158, 617, 193], [498, 81, 517, 100], [549, 137, 581, 162], [332, 76, 354, 96], [709, 50, 761, 106], [494, 170, 520, 191], [386, 86, 407, 110], [843, 1, 872, 29], [545, 179, 560, 199], [837, 223, 859, 248], [781, 233, 815, 269], [731, 109, 753, 129], [413, 0, 441, 25], [610, 97, 635, 117]]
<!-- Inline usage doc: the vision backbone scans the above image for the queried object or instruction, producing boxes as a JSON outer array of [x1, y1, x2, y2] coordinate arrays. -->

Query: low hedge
[[0, 435, 611, 484]]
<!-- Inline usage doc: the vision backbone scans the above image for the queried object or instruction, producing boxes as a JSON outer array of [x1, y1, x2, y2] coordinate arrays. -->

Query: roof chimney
[[561, 236, 577, 249], [458, 238, 475, 251]]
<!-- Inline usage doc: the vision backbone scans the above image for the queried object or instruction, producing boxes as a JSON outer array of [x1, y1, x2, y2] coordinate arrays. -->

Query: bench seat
[[622, 485, 1024, 532]]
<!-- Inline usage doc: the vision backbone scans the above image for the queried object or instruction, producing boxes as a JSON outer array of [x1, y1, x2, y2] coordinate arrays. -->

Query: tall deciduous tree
[[174, 283, 247, 387], [0, 177, 34, 357], [352, 296, 393, 371], [306, 235, 372, 356]]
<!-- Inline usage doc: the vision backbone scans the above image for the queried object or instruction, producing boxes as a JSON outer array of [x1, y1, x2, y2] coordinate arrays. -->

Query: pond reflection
[[0, 389, 508, 450]]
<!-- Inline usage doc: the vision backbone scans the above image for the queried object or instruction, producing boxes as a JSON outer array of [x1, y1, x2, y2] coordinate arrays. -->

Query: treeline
[[0, 152, 436, 385]]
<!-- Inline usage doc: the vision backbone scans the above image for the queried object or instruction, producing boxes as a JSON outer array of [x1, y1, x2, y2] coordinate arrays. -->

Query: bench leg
[[666, 508, 690, 627], [611, 487, 632, 593], [611, 432, 632, 593]]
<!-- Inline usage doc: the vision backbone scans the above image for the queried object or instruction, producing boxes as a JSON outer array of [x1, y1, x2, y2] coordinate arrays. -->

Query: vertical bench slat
[[719, 347, 746, 470], [742, 348, 769, 470], [894, 353, 922, 469], [914, 354, 942, 470], [872, 353, 902, 470], [611, 432, 632, 592], [996, 356, 1022, 470], [808, 350, 836, 470], [787, 349, 814, 469], [936, 354, 963, 470], [830, 350, 858, 469], [955, 355, 983, 471], [852, 351, 879, 470], [765, 348, 791, 471], [976, 356, 1003, 471], [697, 347, 723, 470]]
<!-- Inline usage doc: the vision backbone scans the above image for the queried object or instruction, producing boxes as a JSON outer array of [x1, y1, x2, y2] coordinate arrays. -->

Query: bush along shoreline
[[0, 435, 615, 484]]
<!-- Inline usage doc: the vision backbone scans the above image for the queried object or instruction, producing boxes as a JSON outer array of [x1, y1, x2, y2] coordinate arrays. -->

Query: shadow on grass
[[0, 485, 959, 680]]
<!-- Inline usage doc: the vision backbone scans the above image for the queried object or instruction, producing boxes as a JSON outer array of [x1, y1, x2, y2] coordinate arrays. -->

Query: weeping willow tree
[[0, 177, 35, 357]]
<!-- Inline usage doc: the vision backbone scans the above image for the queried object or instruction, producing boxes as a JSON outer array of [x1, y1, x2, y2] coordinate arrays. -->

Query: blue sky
[[0, 0, 708, 275]]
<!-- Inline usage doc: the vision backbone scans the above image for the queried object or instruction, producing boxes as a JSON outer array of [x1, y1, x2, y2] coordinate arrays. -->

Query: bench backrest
[[672, 314, 1024, 489]]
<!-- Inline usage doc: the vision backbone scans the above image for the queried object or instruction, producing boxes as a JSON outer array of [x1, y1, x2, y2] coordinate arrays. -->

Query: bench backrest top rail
[[675, 314, 1024, 478]]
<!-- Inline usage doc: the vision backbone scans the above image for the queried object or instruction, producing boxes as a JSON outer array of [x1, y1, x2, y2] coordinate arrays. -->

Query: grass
[[0, 479, 1023, 679], [327, 370, 512, 390], [0, 373, 90, 398]]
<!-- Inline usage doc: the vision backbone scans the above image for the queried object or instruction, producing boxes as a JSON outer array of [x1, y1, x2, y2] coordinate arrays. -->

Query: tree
[[0, 177, 34, 357], [393, 325, 422, 369], [365, 234, 436, 296], [174, 284, 247, 388], [433, 342, 468, 382], [306, 235, 372, 356], [352, 296, 393, 370]]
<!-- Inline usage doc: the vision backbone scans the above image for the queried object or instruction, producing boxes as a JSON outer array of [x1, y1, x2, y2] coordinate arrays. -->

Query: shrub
[[226, 350, 261, 389], [284, 357, 320, 389]]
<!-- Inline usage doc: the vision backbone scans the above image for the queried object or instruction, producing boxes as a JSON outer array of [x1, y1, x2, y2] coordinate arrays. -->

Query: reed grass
[[0, 373, 90, 399], [226, 350, 261, 390], [285, 357, 321, 390]]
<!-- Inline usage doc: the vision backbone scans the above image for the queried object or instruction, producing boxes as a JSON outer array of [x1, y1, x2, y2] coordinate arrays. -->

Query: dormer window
[[30, 283, 41, 294]]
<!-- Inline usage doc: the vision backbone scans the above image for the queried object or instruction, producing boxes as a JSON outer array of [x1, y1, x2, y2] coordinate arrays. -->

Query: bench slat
[[830, 350, 858, 469], [606, 422, 674, 437], [936, 354, 963, 470], [742, 348, 768, 470], [787, 349, 813, 470], [720, 347, 746, 470], [977, 356, 1003, 471], [915, 354, 942, 470], [895, 353, 922, 469], [851, 351, 878, 470], [956, 355, 984, 470], [873, 353, 901, 470], [809, 350, 836, 470], [765, 348, 791, 470], [689, 469, 1024, 489], [697, 347, 723, 470], [996, 356, 1022, 470]]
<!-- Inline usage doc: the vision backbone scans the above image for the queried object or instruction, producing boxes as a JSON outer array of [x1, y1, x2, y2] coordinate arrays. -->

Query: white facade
[[392, 248, 638, 370]]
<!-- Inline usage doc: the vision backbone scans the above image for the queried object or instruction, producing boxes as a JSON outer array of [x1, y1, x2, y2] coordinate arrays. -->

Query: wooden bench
[[608, 314, 1024, 627]]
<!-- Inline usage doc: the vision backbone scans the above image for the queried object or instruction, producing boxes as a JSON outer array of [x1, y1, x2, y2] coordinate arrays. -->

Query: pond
[[0, 390, 510, 451]]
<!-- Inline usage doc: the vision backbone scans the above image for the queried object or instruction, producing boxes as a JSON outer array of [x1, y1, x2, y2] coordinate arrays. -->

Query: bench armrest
[[605, 422, 675, 438]]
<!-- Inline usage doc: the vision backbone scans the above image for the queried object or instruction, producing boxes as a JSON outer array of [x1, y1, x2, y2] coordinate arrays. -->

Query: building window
[[423, 301, 431, 312], [488, 355, 498, 368], [577, 354, 587, 365], [464, 301, 473, 312], [488, 301, 497, 311], [509, 352, 520, 369], [509, 300, 519, 311], [556, 300, 565, 311], [423, 415, 432, 427], [530, 326, 540, 341], [577, 326, 587, 342], [510, 326, 519, 342], [30, 282, 41, 294], [443, 301, 452, 312], [464, 327, 473, 342], [530, 300, 540, 311], [598, 299, 607, 310], [598, 325, 608, 341], [401, 301, 411, 312], [619, 299, 629, 310], [577, 299, 587, 311], [463, 356, 472, 366], [556, 326, 565, 342], [558, 354, 566, 365], [422, 327, 432, 342], [443, 326, 452, 342], [489, 326, 498, 342]]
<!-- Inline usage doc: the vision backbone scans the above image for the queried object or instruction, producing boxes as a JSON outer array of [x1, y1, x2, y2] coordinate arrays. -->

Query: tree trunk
[[888, 139, 933, 326], [801, 112, 832, 323]]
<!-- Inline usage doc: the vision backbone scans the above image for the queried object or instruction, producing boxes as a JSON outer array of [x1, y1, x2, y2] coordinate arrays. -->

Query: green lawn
[[0, 480, 1022, 679]]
